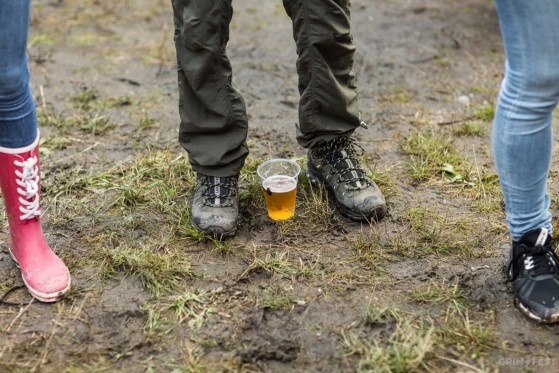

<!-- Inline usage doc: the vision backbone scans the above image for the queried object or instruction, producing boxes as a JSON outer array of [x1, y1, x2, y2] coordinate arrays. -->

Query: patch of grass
[[409, 280, 467, 311], [143, 302, 163, 332], [61, 358, 114, 373], [240, 247, 322, 280], [452, 121, 487, 137], [362, 155, 397, 202], [296, 175, 336, 224], [343, 307, 434, 373], [239, 157, 265, 209], [434, 308, 496, 365], [408, 279, 496, 366], [53, 150, 195, 226], [400, 206, 495, 258], [74, 113, 113, 135], [379, 87, 414, 105], [402, 131, 469, 183], [72, 33, 118, 47], [350, 229, 392, 272], [37, 102, 114, 135], [41, 135, 74, 151], [435, 57, 451, 67], [167, 289, 219, 329], [244, 250, 291, 277], [138, 113, 158, 129], [99, 242, 197, 296], [262, 287, 293, 311], [28, 34, 55, 47], [364, 302, 394, 326], [143, 289, 222, 338], [106, 95, 139, 107], [402, 207, 457, 255], [345, 301, 495, 372], [72, 88, 100, 112], [473, 104, 495, 122]]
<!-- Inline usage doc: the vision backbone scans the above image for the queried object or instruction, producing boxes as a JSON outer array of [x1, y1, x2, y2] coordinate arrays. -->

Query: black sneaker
[[191, 174, 239, 240], [307, 136, 387, 222], [507, 228, 559, 323]]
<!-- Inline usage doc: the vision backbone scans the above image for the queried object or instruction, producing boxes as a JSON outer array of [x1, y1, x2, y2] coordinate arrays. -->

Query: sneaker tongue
[[518, 228, 551, 247]]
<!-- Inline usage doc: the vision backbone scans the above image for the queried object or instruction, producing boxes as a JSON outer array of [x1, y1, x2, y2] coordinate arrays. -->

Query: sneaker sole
[[515, 298, 559, 324], [507, 253, 559, 324], [306, 165, 387, 223]]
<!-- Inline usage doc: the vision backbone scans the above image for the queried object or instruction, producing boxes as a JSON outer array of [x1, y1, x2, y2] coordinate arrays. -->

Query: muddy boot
[[507, 228, 559, 323], [307, 136, 387, 222], [0, 135, 71, 302], [191, 174, 239, 240]]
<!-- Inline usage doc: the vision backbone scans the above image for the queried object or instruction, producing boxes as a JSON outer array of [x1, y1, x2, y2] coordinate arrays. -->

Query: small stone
[[456, 96, 470, 106], [457, 95, 470, 106]]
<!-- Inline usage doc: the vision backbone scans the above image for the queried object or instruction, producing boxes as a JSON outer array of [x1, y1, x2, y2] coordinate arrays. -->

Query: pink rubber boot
[[0, 134, 71, 302]]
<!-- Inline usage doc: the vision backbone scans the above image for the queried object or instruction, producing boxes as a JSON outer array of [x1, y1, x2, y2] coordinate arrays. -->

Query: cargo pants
[[172, 0, 362, 176]]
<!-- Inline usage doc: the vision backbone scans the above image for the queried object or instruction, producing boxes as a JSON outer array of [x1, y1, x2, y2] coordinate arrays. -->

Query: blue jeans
[[493, 0, 559, 240], [0, 1, 38, 149]]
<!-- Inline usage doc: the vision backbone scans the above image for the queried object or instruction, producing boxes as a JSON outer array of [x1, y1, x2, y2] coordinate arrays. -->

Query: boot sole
[[191, 221, 237, 241], [306, 165, 387, 223], [9, 249, 71, 303]]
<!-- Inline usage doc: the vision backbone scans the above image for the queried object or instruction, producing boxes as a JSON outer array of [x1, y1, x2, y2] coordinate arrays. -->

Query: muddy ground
[[1, 0, 559, 372]]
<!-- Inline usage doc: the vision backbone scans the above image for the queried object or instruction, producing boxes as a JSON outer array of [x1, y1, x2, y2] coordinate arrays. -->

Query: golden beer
[[262, 175, 297, 220]]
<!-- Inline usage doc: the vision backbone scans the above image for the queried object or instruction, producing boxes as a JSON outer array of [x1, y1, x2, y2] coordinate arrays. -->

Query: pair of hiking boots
[[191, 136, 386, 239]]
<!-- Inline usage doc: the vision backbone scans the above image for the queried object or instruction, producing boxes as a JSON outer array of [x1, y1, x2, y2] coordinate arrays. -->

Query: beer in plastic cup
[[257, 159, 300, 220]]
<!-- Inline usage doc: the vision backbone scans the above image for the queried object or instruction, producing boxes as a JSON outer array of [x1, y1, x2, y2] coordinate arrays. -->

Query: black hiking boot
[[307, 136, 387, 222], [191, 174, 239, 240], [507, 228, 559, 323]]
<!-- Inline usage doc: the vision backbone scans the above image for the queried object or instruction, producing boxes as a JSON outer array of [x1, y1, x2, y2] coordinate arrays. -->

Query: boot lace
[[313, 137, 372, 190], [507, 243, 559, 281], [13, 156, 41, 220], [201, 176, 237, 207]]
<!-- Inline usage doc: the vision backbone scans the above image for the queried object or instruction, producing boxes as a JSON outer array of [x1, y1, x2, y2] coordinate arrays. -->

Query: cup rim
[[257, 158, 301, 180]]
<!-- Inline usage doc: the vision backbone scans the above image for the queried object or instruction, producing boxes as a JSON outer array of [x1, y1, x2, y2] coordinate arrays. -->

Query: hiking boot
[[507, 228, 559, 323], [191, 174, 239, 240], [307, 136, 387, 222]]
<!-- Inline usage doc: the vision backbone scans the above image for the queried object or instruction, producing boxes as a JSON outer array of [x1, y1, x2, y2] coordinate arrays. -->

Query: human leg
[[172, 0, 248, 177], [0, 0, 37, 148], [282, 0, 361, 147], [0, 1, 70, 301], [282, 0, 386, 222], [493, 0, 559, 323], [493, 0, 559, 239], [172, 0, 244, 238]]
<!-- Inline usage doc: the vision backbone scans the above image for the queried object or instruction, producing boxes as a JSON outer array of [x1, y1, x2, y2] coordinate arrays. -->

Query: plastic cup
[[257, 159, 301, 220]]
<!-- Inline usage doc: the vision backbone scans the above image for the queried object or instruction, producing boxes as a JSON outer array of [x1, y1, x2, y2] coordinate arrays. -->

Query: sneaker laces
[[201, 176, 237, 206], [13, 156, 41, 220], [508, 243, 559, 281], [313, 137, 372, 190]]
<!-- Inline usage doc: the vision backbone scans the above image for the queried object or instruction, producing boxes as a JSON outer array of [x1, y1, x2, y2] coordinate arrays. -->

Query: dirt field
[[1, 0, 559, 372]]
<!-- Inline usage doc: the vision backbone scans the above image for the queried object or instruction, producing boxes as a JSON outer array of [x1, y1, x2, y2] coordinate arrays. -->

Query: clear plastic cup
[[257, 159, 301, 220]]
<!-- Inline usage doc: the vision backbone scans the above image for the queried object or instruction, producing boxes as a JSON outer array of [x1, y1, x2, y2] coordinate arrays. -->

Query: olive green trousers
[[172, 0, 362, 176]]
